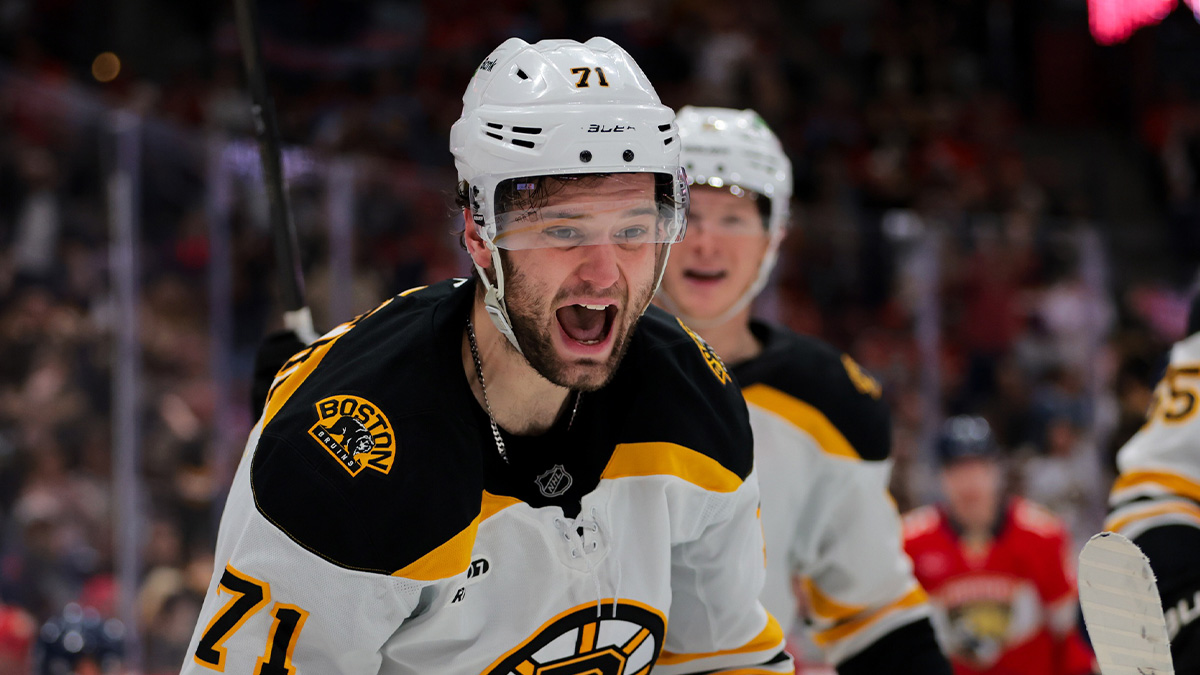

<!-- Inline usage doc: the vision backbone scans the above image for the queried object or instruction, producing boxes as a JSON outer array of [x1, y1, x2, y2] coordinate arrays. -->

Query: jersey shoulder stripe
[[601, 442, 744, 492], [251, 279, 491, 577], [613, 306, 754, 481], [732, 321, 891, 462]]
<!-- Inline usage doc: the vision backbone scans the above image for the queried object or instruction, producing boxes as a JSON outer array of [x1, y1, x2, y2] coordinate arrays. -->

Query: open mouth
[[684, 269, 727, 282], [555, 303, 617, 346]]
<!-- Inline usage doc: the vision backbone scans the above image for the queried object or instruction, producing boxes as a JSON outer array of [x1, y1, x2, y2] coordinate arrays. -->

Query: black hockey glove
[[251, 329, 306, 420]]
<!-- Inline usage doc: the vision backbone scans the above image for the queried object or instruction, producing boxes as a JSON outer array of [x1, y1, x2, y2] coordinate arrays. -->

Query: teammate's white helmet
[[450, 37, 687, 350], [676, 106, 792, 235], [660, 106, 793, 327]]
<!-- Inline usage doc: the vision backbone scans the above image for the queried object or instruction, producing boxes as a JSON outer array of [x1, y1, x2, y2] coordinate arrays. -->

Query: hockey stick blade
[[1079, 531, 1175, 675]]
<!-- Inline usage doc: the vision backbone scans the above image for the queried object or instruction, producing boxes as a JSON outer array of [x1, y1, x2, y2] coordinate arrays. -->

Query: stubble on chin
[[499, 255, 653, 393]]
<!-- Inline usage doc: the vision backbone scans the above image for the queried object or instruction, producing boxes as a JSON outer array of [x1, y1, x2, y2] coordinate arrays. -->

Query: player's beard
[[499, 249, 658, 392]]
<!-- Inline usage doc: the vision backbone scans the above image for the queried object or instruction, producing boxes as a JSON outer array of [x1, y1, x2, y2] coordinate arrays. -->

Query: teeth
[[580, 304, 608, 311]]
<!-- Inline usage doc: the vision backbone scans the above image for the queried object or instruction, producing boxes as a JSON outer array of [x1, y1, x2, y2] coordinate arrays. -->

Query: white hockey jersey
[[181, 280, 791, 675], [731, 322, 933, 666], [1106, 331, 1200, 539]]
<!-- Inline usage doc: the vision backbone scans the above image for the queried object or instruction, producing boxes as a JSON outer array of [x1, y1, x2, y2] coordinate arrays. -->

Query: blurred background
[[0, 0, 1197, 671]]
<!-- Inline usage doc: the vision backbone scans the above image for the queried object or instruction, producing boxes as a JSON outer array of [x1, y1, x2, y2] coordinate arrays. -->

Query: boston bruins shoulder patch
[[677, 318, 731, 385], [308, 395, 396, 476]]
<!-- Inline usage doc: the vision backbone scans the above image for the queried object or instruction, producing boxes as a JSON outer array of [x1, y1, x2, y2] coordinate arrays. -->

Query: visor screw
[[623, 149, 635, 162], [579, 150, 592, 163]]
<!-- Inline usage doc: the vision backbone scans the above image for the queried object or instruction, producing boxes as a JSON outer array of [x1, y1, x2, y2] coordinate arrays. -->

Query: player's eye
[[543, 226, 584, 244], [720, 215, 756, 232], [614, 225, 650, 242]]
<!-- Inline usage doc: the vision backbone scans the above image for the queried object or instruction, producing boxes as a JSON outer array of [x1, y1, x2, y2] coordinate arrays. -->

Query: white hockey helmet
[[659, 106, 793, 327], [450, 37, 687, 351]]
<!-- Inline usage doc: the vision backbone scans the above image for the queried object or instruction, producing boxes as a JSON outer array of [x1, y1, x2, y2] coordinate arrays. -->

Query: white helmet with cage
[[450, 37, 687, 351], [659, 106, 793, 327]]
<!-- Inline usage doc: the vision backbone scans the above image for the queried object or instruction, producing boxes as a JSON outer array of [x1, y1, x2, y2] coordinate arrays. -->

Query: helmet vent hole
[[486, 122, 503, 130], [511, 126, 542, 135], [516, 68, 529, 80], [658, 124, 673, 132], [486, 132, 503, 141], [623, 149, 635, 162], [579, 150, 592, 163], [663, 137, 674, 145], [512, 139, 535, 149]]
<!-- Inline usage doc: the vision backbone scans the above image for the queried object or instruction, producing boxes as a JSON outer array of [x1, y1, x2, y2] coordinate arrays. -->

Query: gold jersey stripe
[[741, 384, 860, 461], [1105, 500, 1200, 534], [802, 577, 867, 623], [657, 614, 784, 666], [1112, 469, 1200, 504], [812, 584, 928, 647], [601, 442, 744, 493], [392, 491, 520, 580], [260, 297, 396, 431], [700, 662, 796, 667]]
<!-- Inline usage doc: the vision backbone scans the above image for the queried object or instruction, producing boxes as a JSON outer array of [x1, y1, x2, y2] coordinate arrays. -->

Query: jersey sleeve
[[181, 426, 432, 675], [653, 470, 794, 675], [793, 455, 942, 669]]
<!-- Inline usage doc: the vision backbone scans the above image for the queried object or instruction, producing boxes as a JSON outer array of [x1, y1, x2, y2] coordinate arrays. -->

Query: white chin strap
[[474, 242, 524, 354], [657, 230, 783, 330]]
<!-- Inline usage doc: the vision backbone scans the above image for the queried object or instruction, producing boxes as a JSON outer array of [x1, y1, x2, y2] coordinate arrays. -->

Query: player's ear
[[463, 211, 493, 270]]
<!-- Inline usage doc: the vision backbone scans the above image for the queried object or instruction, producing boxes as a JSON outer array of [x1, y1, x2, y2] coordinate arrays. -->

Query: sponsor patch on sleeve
[[308, 395, 396, 476]]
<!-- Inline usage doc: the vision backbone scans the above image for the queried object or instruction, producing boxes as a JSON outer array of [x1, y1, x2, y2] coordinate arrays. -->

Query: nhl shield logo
[[308, 395, 395, 477], [535, 464, 573, 498]]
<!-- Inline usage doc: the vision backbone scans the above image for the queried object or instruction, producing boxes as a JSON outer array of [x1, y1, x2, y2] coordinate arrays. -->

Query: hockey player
[[182, 38, 792, 674], [656, 106, 949, 674], [1104, 293, 1200, 671], [903, 416, 1096, 675]]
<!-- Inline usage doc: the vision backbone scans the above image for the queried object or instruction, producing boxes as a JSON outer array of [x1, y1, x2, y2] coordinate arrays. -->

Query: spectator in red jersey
[[902, 416, 1096, 675]]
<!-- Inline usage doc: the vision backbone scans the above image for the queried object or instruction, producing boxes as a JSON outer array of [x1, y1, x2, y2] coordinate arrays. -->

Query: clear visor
[[491, 172, 685, 251], [683, 183, 770, 237]]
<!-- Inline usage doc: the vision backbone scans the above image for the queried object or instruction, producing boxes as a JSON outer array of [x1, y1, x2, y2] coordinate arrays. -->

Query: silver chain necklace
[[466, 319, 580, 463]]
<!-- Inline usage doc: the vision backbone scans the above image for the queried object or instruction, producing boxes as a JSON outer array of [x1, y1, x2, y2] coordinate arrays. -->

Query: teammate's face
[[940, 458, 1002, 531], [499, 174, 662, 391], [659, 186, 771, 321]]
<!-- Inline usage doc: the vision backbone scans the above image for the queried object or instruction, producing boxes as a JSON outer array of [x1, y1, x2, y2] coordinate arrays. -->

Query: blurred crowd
[[0, 0, 1198, 671]]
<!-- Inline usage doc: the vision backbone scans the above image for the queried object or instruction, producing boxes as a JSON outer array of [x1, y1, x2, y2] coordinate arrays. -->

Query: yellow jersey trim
[[392, 491, 520, 580], [260, 297, 396, 430], [803, 577, 867, 623], [812, 584, 928, 647], [1106, 500, 1200, 534], [1112, 469, 1200, 504], [742, 383, 861, 461], [601, 442, 744, 493], [658, 614, 784, 665]]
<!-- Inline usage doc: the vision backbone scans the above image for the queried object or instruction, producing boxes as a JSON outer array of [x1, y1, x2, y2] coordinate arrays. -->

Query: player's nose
[[575, 243, 621, 288]]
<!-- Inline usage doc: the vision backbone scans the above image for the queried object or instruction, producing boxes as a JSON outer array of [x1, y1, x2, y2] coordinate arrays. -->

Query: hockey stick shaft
[[232, 0, 318, 344]]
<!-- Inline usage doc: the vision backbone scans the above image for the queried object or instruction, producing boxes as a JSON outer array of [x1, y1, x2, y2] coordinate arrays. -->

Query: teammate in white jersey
[[657, 106, 949, 674], [1105, 294, 1200, 671], [183, 38, 792, 674]]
